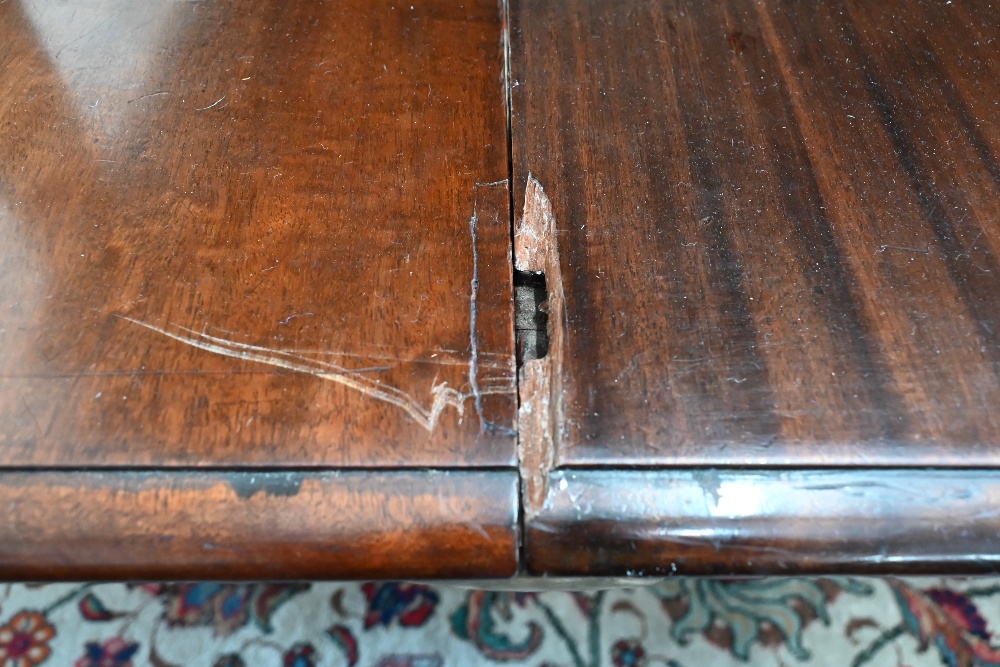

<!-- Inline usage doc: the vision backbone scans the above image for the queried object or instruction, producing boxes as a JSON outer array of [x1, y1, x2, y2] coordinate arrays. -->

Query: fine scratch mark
[[278, 312, 313, 326], [128, 91, 170, 104], [468, 179, 509, 433], [878, 244, 931, 255], [468, 193, 484, 432], [54, 21, 107, 60], [614, 351, 644, 384], [196, 94, 227, 111], [118, 184, 515, 432], [21, 397, 43, 440], [120, 317, 512, 432]]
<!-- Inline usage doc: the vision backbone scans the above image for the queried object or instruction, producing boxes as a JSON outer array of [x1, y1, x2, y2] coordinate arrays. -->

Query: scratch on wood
[[468, 190, 485, 432], [468, 179, 510, 433], [278, 312, 313, 326], [877, 244, 931, 255], [515, 175, 565, 518], [614, 351, 644, 384], [127, 91, 170, 104], [119, 317, 512, 433], [119, 183, 515, 433], [195, 94, 227, 111], [20, 397, 44, 440]]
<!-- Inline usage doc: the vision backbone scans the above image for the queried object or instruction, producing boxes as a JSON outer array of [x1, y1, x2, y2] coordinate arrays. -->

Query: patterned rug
[[0, 578, 997, 667]]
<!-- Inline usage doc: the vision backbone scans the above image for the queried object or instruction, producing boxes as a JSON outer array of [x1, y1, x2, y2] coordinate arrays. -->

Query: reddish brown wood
[[6, 0, 1000, 580], [0, 471, 518, 580], [527, 469, 1000, 576], [511, 0, 1000, 467], [0, 0, 514, 467]]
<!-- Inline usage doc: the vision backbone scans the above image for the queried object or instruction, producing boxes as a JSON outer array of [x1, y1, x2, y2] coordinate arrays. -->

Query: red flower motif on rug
[[889, 580, 1000, 667]]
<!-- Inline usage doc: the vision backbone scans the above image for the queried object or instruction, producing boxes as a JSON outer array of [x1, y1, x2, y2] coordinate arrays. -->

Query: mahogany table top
[[2, 0, 1000, 579]]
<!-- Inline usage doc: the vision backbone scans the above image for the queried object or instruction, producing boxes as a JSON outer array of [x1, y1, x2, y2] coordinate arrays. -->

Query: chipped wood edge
[[515, 175, 565, 518]]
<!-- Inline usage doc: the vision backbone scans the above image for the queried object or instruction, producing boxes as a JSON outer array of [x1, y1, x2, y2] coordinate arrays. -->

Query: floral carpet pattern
[[0, 578, 998, 667]]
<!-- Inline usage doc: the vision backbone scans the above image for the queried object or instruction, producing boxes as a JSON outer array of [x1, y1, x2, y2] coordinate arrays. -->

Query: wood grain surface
[[511, 0, 1000, 466], [527, 469, 1000, 576], [0, 0, 515, 467], [0, 470, 518, 580], [6, 0, 1000, 579]]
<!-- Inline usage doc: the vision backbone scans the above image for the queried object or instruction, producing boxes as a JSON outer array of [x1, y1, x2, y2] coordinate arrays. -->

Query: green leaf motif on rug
[[655, 578, 873, 661]]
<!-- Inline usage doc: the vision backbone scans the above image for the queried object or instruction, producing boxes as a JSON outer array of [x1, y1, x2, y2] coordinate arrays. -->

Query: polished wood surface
[[0, 470, 518, 580], [526, 469, 1000, 576], [511, 0, 1000, 466], [5, 0, 1000, 579], [0, 0, 514, 467]]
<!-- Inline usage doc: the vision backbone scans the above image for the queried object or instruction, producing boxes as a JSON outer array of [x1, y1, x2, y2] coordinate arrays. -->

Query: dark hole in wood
[[514, 269, 549, 367]]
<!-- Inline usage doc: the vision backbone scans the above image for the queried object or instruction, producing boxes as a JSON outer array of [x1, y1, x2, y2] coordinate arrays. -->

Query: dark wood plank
[[511, 0, 1000, 467], [527, 469, 1000, 576], [0, 470, 518, 580], [0, 0, 514, 467]]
